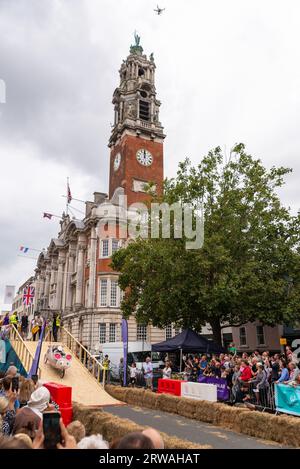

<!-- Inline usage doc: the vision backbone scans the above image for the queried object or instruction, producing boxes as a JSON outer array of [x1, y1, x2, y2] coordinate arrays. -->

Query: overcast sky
[[1, 0, 300, 310]]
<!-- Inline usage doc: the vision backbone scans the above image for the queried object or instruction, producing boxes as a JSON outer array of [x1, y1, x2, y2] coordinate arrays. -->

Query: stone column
[[35, 273, 41, 309], [66, 251, 75, 310], [61, 253, 69, 312], [87, 226, 97, 309], [55, 256, 65, 311], [44, 268, 51, 305], [50, 261, 56, 286], [75, 245, 85, 308]]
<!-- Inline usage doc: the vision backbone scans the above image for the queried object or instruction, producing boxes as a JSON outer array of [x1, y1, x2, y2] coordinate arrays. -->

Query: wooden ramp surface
[[25, 341, 121, 407]]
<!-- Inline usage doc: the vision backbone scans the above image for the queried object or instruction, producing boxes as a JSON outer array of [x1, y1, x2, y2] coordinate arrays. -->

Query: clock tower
[[108, 34, 165, 206]]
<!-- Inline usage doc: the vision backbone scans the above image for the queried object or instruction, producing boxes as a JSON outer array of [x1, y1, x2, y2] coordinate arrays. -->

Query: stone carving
[[125, 101, 137, 119], [130, 31, 143, 55], [134, 31, 140, 46]]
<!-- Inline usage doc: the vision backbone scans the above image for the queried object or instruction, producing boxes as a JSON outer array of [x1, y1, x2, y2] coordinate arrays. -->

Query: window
[[100, 279, 108, 306], [112, 239, 119, 254], [109, 323, 116, 342], [99, 323, 106, 343], [110, 280, 118, 307], [101, 239, 109, 257], [137, 324, 147, 341], [256, 325, 265, 345], [239, 327, 247, 346], [165, 325, 172, 340], [139, 100, 150, 121]]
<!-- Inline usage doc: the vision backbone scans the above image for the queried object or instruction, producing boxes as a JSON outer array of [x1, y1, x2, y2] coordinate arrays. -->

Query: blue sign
[[275, 383, 300, 416]]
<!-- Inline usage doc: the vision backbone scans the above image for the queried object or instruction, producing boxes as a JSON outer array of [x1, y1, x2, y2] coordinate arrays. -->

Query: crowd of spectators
[[180, 344, 300, 407]]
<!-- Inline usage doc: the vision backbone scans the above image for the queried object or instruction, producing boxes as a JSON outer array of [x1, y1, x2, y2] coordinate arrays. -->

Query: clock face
[[114, 152, 121, 171], [136, 149, 153, 166]]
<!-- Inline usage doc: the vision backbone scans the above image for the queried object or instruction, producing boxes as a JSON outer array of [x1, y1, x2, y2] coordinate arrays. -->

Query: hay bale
[[125, 387, 145, 406], [100, 413, 143, 442], [72, 405, 210, 448], [194, 400, 220, 423], [162, 433, 210, 449], [238, 411, 300, 446], [214, 404, 249, 431], [142, 390, 159, 410], [176, 397, 198, 419], [157, 393, 180, 415], [105, 385, 127, 402], [271, 414, 300, 447]]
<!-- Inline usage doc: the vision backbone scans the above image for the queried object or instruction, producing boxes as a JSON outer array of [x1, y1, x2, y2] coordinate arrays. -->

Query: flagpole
[[66, 177, 69, 216], [61, 195, 86, 204]]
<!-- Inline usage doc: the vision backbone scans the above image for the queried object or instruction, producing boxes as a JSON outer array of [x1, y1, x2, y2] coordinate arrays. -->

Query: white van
[[99, 341, 163, 379]]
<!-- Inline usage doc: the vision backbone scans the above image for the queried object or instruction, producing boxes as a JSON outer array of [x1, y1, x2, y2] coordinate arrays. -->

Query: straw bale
[[157, 393, 180, 414]]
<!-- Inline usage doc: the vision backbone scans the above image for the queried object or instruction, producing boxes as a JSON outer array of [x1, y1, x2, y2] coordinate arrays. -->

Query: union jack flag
[[23, 286, 35, 306], [67, 182, 72, 204]]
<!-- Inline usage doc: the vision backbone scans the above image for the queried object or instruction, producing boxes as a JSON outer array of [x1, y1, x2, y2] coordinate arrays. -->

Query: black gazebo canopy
[[152, 328, 224, 354]]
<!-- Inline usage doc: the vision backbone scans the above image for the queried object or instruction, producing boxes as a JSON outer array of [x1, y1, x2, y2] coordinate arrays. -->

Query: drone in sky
[[154, 5, 165, 15]]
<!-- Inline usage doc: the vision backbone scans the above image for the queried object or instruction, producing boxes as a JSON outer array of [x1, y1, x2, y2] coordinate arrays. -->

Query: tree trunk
[[209, 318, 222, 346]]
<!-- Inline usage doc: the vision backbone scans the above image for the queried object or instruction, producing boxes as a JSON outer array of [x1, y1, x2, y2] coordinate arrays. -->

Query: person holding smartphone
[[32, 418, 77, 449], [0, 389, 17, 435]]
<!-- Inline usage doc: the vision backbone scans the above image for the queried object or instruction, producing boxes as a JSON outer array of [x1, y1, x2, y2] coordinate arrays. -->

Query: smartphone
[[31, 374, 39, 385], [11, 376, 19, 392], [43, 412, 61, 449]]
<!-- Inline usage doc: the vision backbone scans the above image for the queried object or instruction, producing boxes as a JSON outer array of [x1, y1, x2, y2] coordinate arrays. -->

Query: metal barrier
[[10, 325, 41, 378], [230, 379, 276, 412], [60, 326, 106, 387]]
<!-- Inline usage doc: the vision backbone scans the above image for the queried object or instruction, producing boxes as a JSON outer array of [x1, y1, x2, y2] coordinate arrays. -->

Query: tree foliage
[[112, 144, 300, 344]]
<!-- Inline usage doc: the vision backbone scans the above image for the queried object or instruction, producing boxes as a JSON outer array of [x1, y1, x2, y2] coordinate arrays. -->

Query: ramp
[[25, 341, 121, 407]]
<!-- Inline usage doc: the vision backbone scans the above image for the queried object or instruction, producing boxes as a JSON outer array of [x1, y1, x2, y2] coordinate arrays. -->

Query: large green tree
[[112, 144, 300, 345]]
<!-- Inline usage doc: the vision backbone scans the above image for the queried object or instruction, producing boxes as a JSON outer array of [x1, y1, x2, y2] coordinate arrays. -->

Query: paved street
[[105, 405, 286, 449]]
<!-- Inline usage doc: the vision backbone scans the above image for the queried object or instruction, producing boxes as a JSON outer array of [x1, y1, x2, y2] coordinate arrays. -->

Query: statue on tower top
[[130, 31, 143, 55]]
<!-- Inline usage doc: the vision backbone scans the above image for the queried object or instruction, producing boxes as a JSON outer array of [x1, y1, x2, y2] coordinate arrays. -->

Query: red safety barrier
[[44, 382, 72, 408], [59, 406, 73, 426], [157, 378, 183, 396]]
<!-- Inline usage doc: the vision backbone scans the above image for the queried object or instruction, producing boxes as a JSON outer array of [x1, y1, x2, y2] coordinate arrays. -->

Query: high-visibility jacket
[[56, 316, 61, 327], [9, 314, 18, 325], [102, 358, 110, 371]]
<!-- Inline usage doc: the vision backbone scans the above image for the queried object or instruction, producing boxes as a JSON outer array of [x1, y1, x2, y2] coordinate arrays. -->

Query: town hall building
[[28, 36, 180, 352]]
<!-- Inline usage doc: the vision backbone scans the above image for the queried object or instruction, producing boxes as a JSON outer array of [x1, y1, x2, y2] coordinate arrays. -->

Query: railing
[[60, 326, 106, 387], [140, 121, 151, 128], [10, 326, 41, 378]]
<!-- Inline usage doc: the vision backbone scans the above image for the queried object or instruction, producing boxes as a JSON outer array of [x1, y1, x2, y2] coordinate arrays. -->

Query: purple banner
[[121, 319, 128, 387], [198, 376, 229, 401]]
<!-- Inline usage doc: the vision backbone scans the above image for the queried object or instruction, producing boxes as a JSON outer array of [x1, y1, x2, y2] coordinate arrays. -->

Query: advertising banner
[[181, 381, 217, 401], [275, 383, 300, 417], [198, 376, 230, 401]]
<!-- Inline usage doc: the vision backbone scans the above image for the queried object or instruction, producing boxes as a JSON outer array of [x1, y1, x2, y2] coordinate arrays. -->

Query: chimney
[[94, 192, 108, 205], [85, 201, 94, 218]]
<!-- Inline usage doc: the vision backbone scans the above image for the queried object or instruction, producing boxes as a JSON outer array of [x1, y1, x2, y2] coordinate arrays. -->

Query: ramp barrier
[[44, 382, 73, 425]]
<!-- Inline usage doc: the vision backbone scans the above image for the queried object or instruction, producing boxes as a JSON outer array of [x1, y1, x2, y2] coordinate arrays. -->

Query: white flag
[[4, 285, 15, 304]]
